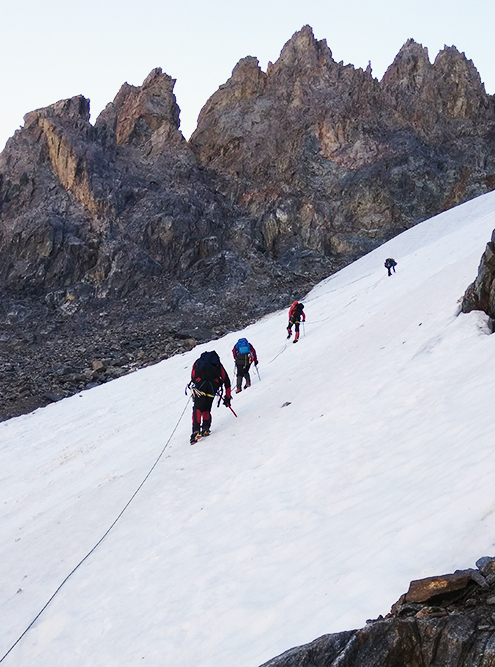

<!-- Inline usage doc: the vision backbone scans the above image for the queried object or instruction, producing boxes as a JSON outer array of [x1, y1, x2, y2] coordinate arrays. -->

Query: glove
[[224, 396, 231, 407]]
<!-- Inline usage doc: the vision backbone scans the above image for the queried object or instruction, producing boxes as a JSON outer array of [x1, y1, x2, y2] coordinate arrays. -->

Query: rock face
[[0, 68, 234, 299], [260, 557, 495, 667], [2, 26, 495, 419], [190, 26, 495, 266], [462, 228, 495, 321]]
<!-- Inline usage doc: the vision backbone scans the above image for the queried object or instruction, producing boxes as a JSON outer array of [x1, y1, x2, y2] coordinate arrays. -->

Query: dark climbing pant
[[192, 394, 214, 435], [236, 361, 251, 391], [288, 318, 301, 340]]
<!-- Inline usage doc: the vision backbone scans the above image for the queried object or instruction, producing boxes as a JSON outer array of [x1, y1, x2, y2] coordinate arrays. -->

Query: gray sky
[[0, 0, 493, 150]]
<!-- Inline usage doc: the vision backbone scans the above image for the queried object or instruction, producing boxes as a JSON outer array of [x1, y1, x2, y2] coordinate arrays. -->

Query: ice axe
[[219, 392, 238, 417]]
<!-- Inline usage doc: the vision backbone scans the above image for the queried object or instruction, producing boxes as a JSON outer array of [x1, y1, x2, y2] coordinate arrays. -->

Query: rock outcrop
[[260, 557, 495, 667], [2, 26, 495, 419], [462, 228, 495, 322]]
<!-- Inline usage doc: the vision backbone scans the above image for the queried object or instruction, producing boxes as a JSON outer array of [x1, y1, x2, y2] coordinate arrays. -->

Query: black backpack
[[194, 351, 221, 380]]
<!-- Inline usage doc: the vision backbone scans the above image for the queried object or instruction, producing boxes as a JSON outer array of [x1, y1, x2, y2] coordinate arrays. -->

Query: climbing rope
[[268, 341, 288, 364], [0, 395, 191, 664]]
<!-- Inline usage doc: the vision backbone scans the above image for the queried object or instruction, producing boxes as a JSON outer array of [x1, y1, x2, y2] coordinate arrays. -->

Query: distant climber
[[232, 338, 258, 393], [385, 258, 397, 276], [287, 301, 305, 343], [189, 351, 231, 444]]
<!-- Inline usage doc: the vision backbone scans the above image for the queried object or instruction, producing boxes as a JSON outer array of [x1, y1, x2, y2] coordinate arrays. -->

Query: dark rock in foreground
[[261, 558, 495, 666], [261, 558, 495, 667], [462, 228, 495, 323]]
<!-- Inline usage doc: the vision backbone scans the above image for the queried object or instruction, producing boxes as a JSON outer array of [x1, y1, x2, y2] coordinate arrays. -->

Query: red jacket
[[289, 302, 305, 323]]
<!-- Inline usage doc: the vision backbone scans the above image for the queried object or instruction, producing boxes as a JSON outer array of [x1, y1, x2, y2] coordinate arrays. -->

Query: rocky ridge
[[261, 557, 495, 667], [190, 28, 495, 263], [2, 26, 495, 420]]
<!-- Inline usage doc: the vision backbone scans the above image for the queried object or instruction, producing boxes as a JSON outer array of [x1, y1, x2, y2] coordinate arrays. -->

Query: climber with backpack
[[189, 350, 232, 444], [384, 258, 397, 276], [232, 337, 258, 393], [287, 301, 305, 343]]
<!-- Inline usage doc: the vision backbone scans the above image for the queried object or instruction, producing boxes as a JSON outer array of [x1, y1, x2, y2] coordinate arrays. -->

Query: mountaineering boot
[[236, 388, 242, 393], [293, 338, 298, 343], [190, 431, 201, 445], [287, 329, 292, 339], [244, 381, 251, 389], [201, 429, 210, 437]]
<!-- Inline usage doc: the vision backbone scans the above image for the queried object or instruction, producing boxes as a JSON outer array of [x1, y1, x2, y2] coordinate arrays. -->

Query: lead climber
[[385, 258, 397, 276], [287, 301, 306, 343]]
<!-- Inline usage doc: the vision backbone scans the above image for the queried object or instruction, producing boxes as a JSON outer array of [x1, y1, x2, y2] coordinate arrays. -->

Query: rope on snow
[[268, 341, 288, 364], [0, 395, 191, 664]]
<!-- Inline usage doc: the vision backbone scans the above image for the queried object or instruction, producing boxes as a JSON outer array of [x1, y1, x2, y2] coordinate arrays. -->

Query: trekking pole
[[303, 321, 306, 337], [255, 364, 261, 381], [228, 405, 238, 418]]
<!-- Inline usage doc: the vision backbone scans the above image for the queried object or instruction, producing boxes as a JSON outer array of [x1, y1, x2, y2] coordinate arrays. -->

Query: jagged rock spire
[[96, 68, 183, 148]]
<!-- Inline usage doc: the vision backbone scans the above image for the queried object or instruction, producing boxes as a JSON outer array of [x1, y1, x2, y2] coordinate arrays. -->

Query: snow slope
[[2, 191, 495, 666]]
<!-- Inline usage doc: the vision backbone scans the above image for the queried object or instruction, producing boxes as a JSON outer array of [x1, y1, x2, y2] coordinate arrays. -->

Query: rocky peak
[[195, 56, 266, 128], [381, 39, 490, 134], [190, 56, 268, 170], [434, 45, 483, 91], [381, 39, 432, 94], [23, 95, 91, 129], [432, 46, 487, 120], [380, 39, 438, 133], [267, 25, 335, 83], [0, 94, 91, 180], [0, 65, 217, 304], [95, 67, 183, 150], [0, 93, 108, 216], [229, 56, 267, 99]]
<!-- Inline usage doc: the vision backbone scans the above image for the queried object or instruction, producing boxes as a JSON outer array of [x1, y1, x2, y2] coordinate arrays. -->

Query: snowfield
[[2, 191, 495, 666]]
